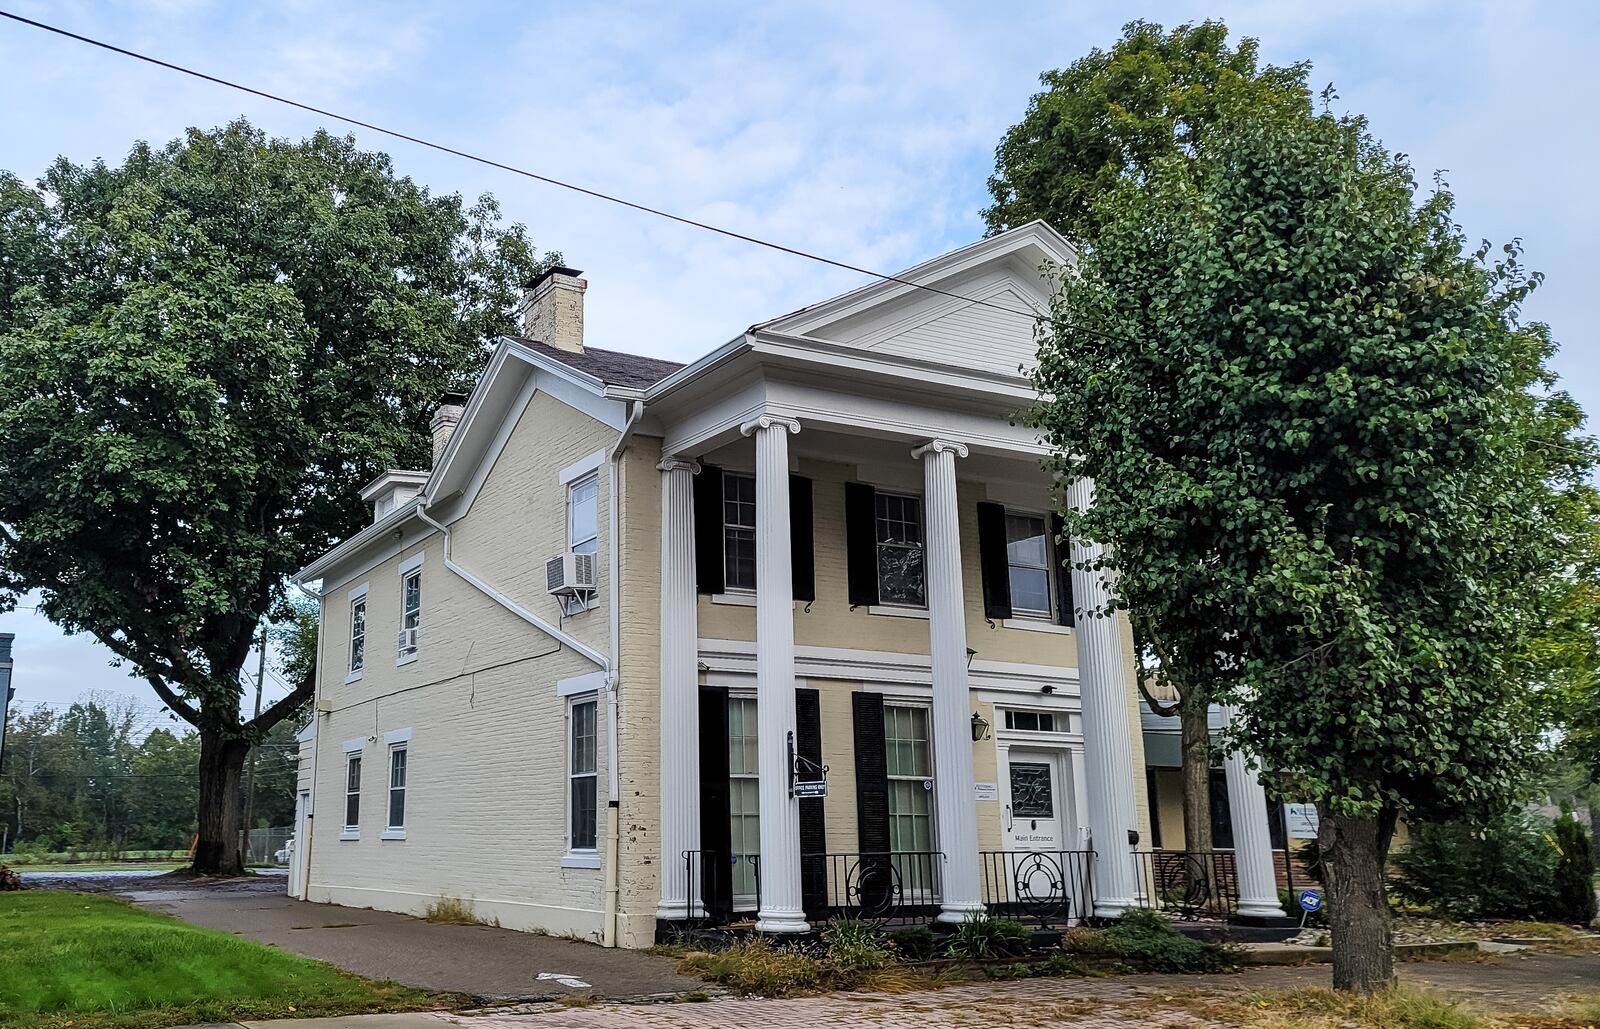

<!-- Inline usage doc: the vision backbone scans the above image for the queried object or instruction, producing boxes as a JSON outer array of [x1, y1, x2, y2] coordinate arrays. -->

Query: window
[[1003, 710, 1059, 733], [349, 596, 367, 674], [1005, 512, 1053, 618], [727, 696, 760, 902], [568, 474, 598, 556], [875, 492, 926, 606], [387, 745, 407, 830], [344, 754, 362, 830], [569, 698, 598, 851], [399, 566, 421, 659], [723, 473, 757, 592], [884, 705, 934, 858]]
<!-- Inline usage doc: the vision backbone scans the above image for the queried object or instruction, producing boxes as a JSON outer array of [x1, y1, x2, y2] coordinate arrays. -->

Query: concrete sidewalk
[[80, 873, 695, 1002]]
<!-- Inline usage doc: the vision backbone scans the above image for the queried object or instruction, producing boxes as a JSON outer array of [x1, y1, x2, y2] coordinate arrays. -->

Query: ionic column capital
[[657, 457, 702, 475], [739, 414, 801, 438], [911, 438, 969, 460]]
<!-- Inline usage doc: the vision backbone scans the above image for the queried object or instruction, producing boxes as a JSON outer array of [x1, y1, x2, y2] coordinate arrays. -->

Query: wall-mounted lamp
[[970, 711, 991, 742], [966, 647, 977, 669], [1040, 683, 1057, 695]]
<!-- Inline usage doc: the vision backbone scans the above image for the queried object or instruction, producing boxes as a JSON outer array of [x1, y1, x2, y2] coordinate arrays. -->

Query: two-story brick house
[[289, 221, 1288, 948]]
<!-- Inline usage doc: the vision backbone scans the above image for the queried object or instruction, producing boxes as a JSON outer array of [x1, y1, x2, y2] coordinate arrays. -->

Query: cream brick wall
[[306, 391, 614, 939]]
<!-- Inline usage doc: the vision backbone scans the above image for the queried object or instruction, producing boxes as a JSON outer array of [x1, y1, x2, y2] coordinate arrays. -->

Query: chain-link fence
[[242, 826, 293, 866]]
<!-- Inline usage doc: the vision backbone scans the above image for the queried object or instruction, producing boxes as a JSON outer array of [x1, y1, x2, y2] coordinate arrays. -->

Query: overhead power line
[[0, 8, 1120, 337]]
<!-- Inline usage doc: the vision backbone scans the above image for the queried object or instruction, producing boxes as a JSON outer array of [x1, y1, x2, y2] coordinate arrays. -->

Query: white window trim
[[1001, 507, 1058, 622], [883, 701, 938, 897], [565, 693, 600, 863], [398, 551, 425, 575], [869, 605, 930, 619], [383, 733, 409, 840], [558, 448, 606, 485], [1002, 618, 1072, 635], [341, 744, 364, 840], [557, 671, 607, 698], [397, 557, 423, 665], [345, 583, 370, 683]]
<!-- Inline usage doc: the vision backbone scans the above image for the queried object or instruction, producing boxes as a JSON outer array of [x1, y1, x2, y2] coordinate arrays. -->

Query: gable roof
[[510, 337, 683, 389]]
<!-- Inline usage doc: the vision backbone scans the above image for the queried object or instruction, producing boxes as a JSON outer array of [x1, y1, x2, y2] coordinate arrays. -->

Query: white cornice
[[696, 638, 1080, 695]]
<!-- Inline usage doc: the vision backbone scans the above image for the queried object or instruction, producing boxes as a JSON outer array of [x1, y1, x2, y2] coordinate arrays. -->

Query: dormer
[[360, 469, 430, 524]]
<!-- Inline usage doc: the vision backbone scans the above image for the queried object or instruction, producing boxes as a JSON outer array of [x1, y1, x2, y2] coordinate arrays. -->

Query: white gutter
[[414, 507, 609, 672], [600, 399, 643, 948]]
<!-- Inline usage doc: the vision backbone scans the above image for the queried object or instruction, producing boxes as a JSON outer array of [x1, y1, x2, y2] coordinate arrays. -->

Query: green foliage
[[678, 938, 822, 997], [888, 924, 939, 961], [0, 120, 550, 867], [984, 18, 1311, 245], [823, 920, 889, 973], [1034, 96, 1594, 837], [1553, 811, 1598, 926], [944, 912, 1031, 960], [1073, 909, 1237, 973], [0, 891, 439, 1027], [1391, 810, 1561, 920]]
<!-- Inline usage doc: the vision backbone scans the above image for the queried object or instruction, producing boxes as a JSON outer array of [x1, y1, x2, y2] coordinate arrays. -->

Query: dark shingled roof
[[514, 337, 684, 388]]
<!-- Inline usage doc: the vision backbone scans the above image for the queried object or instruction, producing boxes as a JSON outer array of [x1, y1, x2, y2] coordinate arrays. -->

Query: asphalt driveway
[[31, 871, 695, 1002]]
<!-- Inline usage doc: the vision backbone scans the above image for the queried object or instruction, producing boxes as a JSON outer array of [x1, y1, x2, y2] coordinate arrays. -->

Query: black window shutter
[[851, 691, 890, 853], [1051, 512, 1076, 627], [844, 482, 879, 607], [694, 464, 725, 594], [976, 501, 1013, 621], [795, 688, 827, 918], [696, 686, 732, 921], [790, 475, 815, 604]]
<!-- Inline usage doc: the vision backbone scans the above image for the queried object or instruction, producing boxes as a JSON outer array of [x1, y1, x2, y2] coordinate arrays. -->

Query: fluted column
[[1221, 704, 1289, 920], [742, 414, 808, 934], [656, 457, 701, 919], [914, 439, 983, 922], [1066, 477, 1139, 916]]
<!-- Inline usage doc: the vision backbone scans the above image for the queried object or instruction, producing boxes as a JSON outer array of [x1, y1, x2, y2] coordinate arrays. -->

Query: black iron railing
[[1131, 849, 1239, 920], [979, 849, 1096, 925], [807, 850, 944, 925], [682, 850, 761, 925]]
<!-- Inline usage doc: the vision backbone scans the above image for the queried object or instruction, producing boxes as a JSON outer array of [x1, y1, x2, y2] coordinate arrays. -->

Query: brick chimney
[[521, 265, 586, 352], [431, 392, 468, 466]]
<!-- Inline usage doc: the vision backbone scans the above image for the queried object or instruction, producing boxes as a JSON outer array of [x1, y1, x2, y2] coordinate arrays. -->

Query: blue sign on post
[[1297, 889, 1323, 913]]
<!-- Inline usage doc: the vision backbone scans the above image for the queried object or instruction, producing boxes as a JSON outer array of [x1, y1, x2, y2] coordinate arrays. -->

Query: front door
[[1002, 748, 1072, 852]]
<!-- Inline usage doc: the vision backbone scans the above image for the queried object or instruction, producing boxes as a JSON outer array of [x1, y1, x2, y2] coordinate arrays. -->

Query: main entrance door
[[1002, 747, 1073, 853]]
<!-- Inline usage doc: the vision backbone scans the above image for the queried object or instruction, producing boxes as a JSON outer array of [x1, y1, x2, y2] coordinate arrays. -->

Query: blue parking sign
[[1298, 889, 1323, 913]]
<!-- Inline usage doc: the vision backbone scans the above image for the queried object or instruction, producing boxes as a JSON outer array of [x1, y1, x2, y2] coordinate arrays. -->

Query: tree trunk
[[1179, 691, 1213, 854], [1320, 809, 1394, 993], [192, 728, 249, 874]]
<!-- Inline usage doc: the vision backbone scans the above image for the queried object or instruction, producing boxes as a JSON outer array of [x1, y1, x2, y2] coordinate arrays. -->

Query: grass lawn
[[0, 892, 453, 1029], [14, 863, 188, 874]]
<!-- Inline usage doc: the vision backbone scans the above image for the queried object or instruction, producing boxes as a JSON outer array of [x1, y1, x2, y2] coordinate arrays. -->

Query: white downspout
[[601, 400, 643, 947], [295, 580, 326, 902]]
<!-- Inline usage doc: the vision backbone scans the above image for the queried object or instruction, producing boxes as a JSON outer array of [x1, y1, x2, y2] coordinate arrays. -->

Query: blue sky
[[1, 0, 1596, 716]]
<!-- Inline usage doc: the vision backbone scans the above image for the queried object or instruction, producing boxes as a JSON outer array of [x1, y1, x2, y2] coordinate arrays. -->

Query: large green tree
[[984, 19, 1311, 245], [1034, 102, 1593, 991], [0, 120, 549, 872]]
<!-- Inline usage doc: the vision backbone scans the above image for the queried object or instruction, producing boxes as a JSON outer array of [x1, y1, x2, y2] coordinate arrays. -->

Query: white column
[[1066, 477, 1140, 917], [914, 439, 984, 922], [656, 457, 701, 920], [743, 414, 808, 934], [1221, 704, 1289, 920]]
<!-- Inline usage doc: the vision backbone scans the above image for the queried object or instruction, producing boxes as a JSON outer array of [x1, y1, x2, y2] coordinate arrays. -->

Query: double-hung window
[[568, 697, 598, 852], [568, 474, 599, 557], [884, 704, 935, 889], [348, 594, 367, 676], [727, 696, 760, 903], [1004, 512, 1054, 618], [875, 492, 926, 607], [387, 744, 407, 831], [398, 555, 422, 661], [722, 473, 757, 592], [344, 754, 362, 832]]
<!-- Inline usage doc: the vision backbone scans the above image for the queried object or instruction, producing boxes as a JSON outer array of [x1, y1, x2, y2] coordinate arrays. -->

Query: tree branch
[[1138, 676, 1181, 718], [248, 666, 314, 736], [143, 674, 201, 727]]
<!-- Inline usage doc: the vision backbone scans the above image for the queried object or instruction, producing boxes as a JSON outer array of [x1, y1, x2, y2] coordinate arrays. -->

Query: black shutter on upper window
[[1051, 512, 1076, 627], [844, 482, 879, 607], [790, 475, 815, 604], [693, 464, 724, 595], [795, 687, 828, 918], [696, 686, 732, 921], [976, 501, 1013, 621]]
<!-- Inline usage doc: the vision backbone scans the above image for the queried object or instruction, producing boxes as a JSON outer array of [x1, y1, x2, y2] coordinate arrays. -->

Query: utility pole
[[241, 622, 266, 861], [0, 633, 15, 774]]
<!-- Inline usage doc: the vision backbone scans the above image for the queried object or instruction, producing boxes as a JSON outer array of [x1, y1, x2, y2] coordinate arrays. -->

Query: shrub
[[680, 938, 822, 997], [888, 924, 939, 961], [422, 896, 481, 924], [1065, 909, 1236, 973], [1553, 811, 1599, 927], [823, 921, 889, 975], [0, 865, 22, 891], [945, 913, 1031, 959], [1391, 810, 1561, 920]]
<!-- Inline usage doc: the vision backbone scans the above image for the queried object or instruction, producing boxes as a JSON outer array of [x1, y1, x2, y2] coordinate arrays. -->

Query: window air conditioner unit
[[546, 552, 598, 595], [396, 627, 419, 657]]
